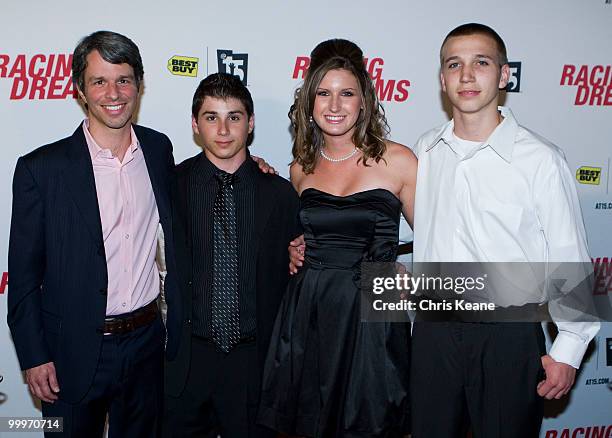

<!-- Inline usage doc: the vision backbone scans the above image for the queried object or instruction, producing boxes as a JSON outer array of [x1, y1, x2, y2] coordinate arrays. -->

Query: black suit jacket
[[7, 123, 181, 403], [164, 153, 300, 398]]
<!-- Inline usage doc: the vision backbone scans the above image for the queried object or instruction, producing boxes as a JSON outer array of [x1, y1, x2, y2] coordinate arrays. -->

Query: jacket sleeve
[[7, 156, 51, 370], [287, 186, 302, 241]]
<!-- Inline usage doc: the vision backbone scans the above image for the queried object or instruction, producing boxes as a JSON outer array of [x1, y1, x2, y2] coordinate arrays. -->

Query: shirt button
[[122, 302, 127, 307], [125, 234, 130, 239]]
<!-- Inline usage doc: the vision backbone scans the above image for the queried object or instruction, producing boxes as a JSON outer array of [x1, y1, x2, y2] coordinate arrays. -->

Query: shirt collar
[[82, 118, 140, 161], [484, 106, 519, 163], [193, 148, 255, 187], [425, 106, 520, 163], [232, 149, 257, 185], [426, 119, 455, 152]]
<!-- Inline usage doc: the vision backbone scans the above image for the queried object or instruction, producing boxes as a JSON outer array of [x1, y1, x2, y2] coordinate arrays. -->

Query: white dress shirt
[[412, 106, 600, 368]]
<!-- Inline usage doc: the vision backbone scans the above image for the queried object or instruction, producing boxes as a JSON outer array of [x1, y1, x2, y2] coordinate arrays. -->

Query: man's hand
[[251, 155, 277, 174], [537, 355, 576, 399], [25, 361, 59, 403], [289, 235, 305, 275]]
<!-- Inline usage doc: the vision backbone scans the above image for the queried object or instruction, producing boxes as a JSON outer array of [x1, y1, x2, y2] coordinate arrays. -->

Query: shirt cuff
[[548, 331, 589, 369]]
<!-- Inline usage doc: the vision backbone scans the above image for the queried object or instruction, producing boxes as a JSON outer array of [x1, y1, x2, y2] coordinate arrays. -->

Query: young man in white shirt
[[410, 23, 600, 437]]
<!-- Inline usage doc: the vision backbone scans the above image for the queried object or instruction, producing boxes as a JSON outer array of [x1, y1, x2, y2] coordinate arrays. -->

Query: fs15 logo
[[292, 56, 410, 102], [0, 54, 76, 100], [560, 64, 612, 106], [505, 62, 521, 92], [217, 49, 248, 85]]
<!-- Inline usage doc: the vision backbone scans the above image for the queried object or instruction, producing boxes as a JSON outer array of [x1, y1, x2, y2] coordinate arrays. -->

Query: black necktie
[[211, 171, 240, 353]]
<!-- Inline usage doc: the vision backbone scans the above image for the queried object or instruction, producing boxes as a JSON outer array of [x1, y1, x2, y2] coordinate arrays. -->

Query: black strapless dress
[[258, 188, 410, 438]]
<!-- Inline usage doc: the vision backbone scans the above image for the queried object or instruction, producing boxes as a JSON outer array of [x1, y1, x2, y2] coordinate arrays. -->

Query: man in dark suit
[[7, 31, 181, 437], [163, 73, 300, 438]]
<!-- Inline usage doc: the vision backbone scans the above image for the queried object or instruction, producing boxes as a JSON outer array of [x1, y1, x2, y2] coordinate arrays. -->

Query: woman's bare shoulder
[[384, 140, 417, 168], [289, 161, 306, 191]]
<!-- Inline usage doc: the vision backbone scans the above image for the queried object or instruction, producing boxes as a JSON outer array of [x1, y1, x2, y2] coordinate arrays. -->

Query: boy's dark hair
[[72, 30, 144, 92], [191, 73, 254, 119], [440, 23, 508, 66]]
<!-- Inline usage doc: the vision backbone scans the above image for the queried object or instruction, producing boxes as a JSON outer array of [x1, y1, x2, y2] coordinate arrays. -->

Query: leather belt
[[103, 300, 158, 335]]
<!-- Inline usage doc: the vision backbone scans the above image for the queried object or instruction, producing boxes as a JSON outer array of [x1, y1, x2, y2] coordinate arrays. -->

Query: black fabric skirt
[[258, 263, 411, 438]]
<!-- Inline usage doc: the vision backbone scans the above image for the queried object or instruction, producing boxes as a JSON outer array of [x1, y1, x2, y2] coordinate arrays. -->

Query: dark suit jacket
[[164, 153, 300, 399], [7, 123, 181, 404]]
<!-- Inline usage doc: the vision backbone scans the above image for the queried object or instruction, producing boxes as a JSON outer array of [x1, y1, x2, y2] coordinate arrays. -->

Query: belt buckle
[[103, 301, 157, 336]]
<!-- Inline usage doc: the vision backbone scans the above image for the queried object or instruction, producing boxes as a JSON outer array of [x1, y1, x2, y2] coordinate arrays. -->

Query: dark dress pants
[[163, 336, 275, 438], [411, 321, 546, 438], [42, 316, 165, 438]]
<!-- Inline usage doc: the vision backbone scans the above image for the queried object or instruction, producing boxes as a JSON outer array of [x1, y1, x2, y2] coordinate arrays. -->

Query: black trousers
[[163, 337, 275, 438], [410, 321, 546, 438], [42, 316, 165, 438]]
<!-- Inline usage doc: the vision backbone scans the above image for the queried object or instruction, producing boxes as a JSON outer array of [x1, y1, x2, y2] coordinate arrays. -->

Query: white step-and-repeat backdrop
[[0, 1, 610, 436]]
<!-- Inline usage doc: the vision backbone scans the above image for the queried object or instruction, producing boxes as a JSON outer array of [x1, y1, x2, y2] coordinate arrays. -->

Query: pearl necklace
[[319, 146, 358, 162]]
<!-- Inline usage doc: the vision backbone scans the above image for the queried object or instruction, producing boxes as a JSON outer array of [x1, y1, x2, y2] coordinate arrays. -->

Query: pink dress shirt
[[83, 120, 160, 316]]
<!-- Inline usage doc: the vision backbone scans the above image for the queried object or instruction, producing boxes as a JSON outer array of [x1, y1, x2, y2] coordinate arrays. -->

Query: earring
[[309, 116, 313, 123]]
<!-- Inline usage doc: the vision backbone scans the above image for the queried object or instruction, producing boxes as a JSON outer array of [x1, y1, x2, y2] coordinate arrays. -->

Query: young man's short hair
[[191, 73, 254, 119], [440, 23, 508, 66]]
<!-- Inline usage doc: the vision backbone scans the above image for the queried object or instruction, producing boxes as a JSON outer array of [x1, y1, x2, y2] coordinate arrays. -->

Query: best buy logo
[[576, 166, 601, 185], [167, 56, 199, 77]]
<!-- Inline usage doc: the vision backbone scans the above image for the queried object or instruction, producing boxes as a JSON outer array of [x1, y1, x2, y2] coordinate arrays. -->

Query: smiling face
[[192, 96, 254, 172], [312, 68, 363, 143], [440, 33, 509, 118], [78, 50, 139, 134]]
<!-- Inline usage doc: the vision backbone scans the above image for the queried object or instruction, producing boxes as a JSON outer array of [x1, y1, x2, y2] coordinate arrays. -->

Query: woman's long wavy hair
[[290, 39, 390, 174]]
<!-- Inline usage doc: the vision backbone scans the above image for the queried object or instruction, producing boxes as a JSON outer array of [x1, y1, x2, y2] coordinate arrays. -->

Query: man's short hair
[[72, 31, 144, 92], [191, 73, 254, 119], [440, 23, 508, 66]]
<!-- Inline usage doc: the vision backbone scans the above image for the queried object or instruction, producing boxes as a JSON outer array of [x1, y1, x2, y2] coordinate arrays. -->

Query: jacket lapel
[[62, 124, 104, 250], [253, 171, 275, 256], [138, 128, 171, 223]]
